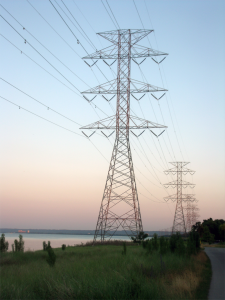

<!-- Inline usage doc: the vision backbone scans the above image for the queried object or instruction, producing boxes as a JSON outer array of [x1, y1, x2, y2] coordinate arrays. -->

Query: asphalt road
[[204, 247, 225, 300]]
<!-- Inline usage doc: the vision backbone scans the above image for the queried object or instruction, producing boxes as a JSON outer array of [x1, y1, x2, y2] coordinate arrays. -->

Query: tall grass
[[0, 244, 209, 299]]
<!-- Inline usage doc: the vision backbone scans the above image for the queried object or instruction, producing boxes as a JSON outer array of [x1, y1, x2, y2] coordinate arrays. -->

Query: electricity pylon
[[164, 162, 195, 234], [81, 29, 168, 241], [184, 200, 199, 232]]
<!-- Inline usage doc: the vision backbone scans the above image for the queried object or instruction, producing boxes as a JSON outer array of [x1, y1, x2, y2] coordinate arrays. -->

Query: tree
[[0, 234, 9, 252], [202, 218, 225, 240], [14, 235, 24, 252], [219, 223, 225, 241], [46, 246, 56, 267], [202, 226, 214, 244], [131, 231, 148, 244], [192, 222, 204, 236]]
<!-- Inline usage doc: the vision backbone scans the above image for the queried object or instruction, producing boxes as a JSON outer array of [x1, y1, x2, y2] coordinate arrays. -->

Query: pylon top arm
[[97, 29, 153, 45]]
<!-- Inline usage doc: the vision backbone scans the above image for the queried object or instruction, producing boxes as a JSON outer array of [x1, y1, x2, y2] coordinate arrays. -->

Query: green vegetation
[[0, 234, 9, 253], [192, 218, 225, 242], [12, 234, 24, 252], [0, 232, 210, 300]]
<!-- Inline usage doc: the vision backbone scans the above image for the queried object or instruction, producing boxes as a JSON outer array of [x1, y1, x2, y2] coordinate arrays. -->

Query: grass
[[0, 244, 211, 300], [202, 242, 225, 248], [194, 251, 212, 300]]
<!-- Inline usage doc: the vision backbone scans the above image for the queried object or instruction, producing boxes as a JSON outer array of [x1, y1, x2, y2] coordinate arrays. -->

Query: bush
[[202, 226, 215, 244], [13, 235, 24, 252], [152, 234, 159, 251], [0, 234, 9, 252], [62, 244, 66, 250], [43, 241, 47, 251], [131, 231, 148, 244], [169, 233, 185, 255], [121, 242, 127, 255], [159, 236, 168, 255], [46, 246, 56, 267], [187, 231, 200, 255], [146, 240, 153, 254]]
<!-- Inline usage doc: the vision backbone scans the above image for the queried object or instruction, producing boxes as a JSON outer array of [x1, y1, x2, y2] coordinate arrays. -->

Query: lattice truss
[[81, 29, 168, 241], [164, 162, 196, 234], [184, 202, 200, 232]]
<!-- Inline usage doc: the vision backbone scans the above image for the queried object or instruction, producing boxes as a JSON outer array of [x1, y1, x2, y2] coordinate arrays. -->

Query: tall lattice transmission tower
[[164, 162, 195, 234], [80, 29, 168, 241]]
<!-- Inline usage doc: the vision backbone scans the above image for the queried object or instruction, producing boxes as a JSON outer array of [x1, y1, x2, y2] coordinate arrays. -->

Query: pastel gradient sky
[[0, 0, 224, 231]]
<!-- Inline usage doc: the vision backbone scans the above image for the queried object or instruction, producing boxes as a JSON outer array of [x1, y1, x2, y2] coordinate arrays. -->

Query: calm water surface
[[1, 233, 131, 251]]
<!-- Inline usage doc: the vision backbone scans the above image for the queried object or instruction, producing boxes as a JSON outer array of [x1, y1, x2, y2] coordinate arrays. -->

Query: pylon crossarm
[[164, 180, 195, 188], [164, 194, 196, 202], [82, 78, 167, 94], [83, 44, 168, 60], [164, 167, 195, 174], [80, 115, 167, 130]]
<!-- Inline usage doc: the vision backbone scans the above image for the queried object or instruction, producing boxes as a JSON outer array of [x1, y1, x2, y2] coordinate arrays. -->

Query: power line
[[57, 0, 97, 50], [0, 33, 108, 120], [0, 15, 83, 94], [0, 3, 91, 88], [105, 0, 120, 29], [0, 77, 82, 127], [101, 0, 119, 29], [0, 95, 85, 138], [143, 0, 186, 161], [49, 0, 110, 84], [26, 0, 81, 58]]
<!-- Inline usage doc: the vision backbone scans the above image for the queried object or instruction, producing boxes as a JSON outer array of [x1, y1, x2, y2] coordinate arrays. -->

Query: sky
[[0, 0, 224, 231]]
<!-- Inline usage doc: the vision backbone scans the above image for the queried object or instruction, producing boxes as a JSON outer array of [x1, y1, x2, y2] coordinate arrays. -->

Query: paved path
[[204, 247, 225, 300]]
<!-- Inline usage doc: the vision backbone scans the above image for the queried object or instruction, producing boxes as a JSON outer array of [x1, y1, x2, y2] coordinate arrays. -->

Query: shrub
[[47, 241, 51, 249], [62, 244, 66, 250], [122, 242, 127, 255], [0, 234, 9, 252], [146, 239, 153, 254], [131, 231, 148, 244], [169, 232, 185, 255], [43, 241, 47, 251], [159, 236, 168, 255], [46, 246, 56, 267], [202, 226, 215, 244], [152, 233, 159, 251], [14, 235, 24, 252], [187, 231, 200, 255]]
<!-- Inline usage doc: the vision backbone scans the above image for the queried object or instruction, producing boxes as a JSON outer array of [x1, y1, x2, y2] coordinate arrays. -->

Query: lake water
[[0, 233, 131, 251]]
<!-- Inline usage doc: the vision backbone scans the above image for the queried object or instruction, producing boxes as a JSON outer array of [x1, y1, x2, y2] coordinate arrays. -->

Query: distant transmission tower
[[81, 29, 168, 241], [164, 162, 195, 234]]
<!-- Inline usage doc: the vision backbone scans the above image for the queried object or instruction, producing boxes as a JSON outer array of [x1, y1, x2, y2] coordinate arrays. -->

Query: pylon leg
[[94, 136, 143, 242]]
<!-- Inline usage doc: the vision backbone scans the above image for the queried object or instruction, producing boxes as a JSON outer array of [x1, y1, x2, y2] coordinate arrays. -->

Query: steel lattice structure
[[164, 162, 195, 234], [81, 29, 168, 242]]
